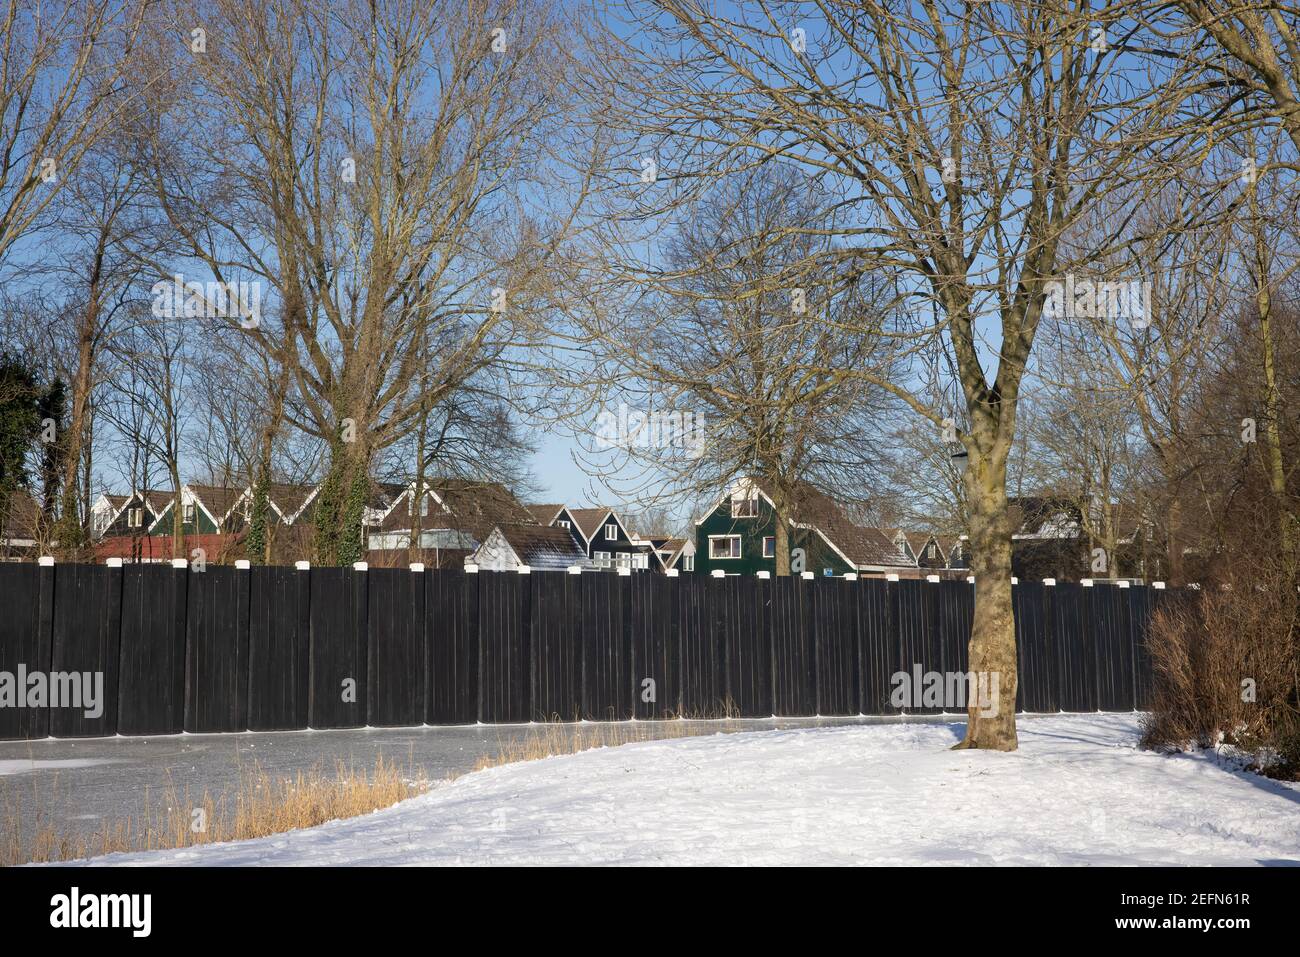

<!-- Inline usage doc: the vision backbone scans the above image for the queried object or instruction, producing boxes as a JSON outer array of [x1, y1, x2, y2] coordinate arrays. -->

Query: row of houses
[[1, 475, 1160, 580], [489, 483, 967, 578]]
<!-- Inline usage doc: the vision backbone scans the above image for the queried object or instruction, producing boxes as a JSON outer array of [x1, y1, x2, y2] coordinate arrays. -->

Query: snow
[[54, 714, 1300, 866]]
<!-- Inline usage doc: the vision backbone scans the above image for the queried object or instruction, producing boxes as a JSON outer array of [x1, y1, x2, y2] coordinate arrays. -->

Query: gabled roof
[[258, 483, 319, 524], [655, 537, 692, 570], [100, 489, 173, 525], [431, 480, 535, 540], [815, 522, 915, 569], [487, 523, 592, 570], [697, 478, 917, 570], [934, 534, 963, 558], [182, 484, 244, 524], [566, 506, 616, 542], [526, 503, 565, 526], [371, 479, 536, 540]]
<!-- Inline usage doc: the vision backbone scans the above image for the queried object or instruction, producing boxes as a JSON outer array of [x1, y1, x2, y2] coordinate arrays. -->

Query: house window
[[183, 503, 196, 524], [709, 535, 741, 559], [605, 523, 618, 540], [926, 542, 936, 559], [420, 497, 429, 517], [683, 554, 694, 572], [594, 551, 611, 568], [558, 519, 570, 529], [633, 553, 648, 570], [615, 551, 631, 569], [128, 507, 143, 528], [731, 495, 757, 518], [762, 536, 775, 558]]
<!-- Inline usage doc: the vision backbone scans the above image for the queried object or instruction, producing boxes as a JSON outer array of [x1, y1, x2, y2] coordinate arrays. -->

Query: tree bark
[[955, 443, 1019, 751]]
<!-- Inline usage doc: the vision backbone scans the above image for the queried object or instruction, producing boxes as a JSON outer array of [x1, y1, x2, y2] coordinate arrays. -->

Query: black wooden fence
[[0, 562, 1174, 740]]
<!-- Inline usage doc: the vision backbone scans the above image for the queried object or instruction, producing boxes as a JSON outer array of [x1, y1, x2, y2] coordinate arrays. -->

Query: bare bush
[[1142, 566, 1300, 779]]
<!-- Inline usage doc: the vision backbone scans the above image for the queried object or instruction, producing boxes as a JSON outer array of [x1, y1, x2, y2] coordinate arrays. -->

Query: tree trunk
[[1249, 179, 1295, 574], [774, 512, 790, 576], [170, 465, 184, 559], [247, 359, 289, 565], [955, 450, 1019, 751], [314, 425, 372, 567], [57, 223, 113, 556]]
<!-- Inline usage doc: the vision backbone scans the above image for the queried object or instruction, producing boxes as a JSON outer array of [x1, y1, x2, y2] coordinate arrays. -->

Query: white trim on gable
[[568, 507, 615, 546]]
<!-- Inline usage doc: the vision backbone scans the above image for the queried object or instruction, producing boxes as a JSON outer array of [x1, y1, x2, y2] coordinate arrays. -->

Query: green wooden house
[[692, 481, 920, 577], [147, 484, 246, 536]]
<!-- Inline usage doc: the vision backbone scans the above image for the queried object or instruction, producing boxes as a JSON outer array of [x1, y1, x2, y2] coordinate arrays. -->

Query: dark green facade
[[692, 493, 854, 577], [149, 500, 221, 535]]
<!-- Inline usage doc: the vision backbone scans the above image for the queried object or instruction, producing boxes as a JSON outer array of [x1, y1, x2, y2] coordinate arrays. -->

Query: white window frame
[[557, 519, 570, 529], [593, 550, 611, 568], [926, 542, 936, 559], [128, 507, 143, 528], [605, 523, 618, 540], [683, 554, 694, 572], [731, 495, 758, 518], [762, 536, 775, 558], [615, 551, 631, 569], [709, 535, 742, 560], [183, 503, 196, 524]]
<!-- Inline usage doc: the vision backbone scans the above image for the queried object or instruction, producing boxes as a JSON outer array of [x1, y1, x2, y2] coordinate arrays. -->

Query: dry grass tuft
[[2, 755, 427, 867], [4, 708, 752, 866], [473, 713, 743, 771]]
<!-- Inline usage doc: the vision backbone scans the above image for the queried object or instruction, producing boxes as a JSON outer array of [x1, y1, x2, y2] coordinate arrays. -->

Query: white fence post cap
[[843, 573, 857, 581], [235, 559, 251, 569], [38, 555, 54, 566], [352, 561, 368, 571], [1042, 577, 1056, 586], [756, 570, 770, 579], [966, 575, 975, 584], [926, 574, 940, 583], [711, 569, 725, 578], [172, 558, 189, 569], [801, 571, 815, 580], [465, 563, 479, 573], [568, 565, 583, 575], [518, 564, 532, 574], [409, 562, 425, 572], [1117, 580, 1131, 588], [664, 568, 678, 577], [106, 557, 123, 568], [1153, 581, 1166, 589], [616, 566, 630, 576], [295, 560, 310, 570], [886, 573, 900, 582], [1081, 578, 1093, 587], [1011, 576, 1019, 585]]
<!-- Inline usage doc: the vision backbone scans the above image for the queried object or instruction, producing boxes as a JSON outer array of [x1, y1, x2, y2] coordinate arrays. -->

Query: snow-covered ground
[[60, 714, 1300, 866]]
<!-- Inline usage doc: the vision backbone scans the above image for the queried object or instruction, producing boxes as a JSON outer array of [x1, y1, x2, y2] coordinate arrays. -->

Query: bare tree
[[0, 0, 150, 266], [591, 1, 1214, 748], [128, 0, 595, 564], [567, 164, 896, 575]]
